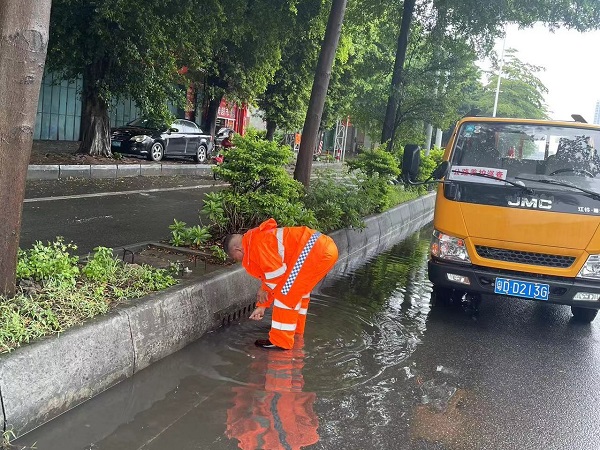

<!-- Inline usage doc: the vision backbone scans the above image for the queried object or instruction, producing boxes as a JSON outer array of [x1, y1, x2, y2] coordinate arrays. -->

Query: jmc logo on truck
[[507, 196, 553, 210]]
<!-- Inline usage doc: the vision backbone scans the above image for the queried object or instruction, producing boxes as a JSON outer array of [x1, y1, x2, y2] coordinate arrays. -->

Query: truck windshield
[[449, 122, 600, 193]]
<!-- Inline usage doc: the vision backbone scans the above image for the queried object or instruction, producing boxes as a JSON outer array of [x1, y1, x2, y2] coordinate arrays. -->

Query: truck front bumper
[[428, 258, 600, 309]]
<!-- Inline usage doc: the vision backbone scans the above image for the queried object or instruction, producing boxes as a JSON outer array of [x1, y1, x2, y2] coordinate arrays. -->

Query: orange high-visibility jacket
[[242, 219, 318, 308]]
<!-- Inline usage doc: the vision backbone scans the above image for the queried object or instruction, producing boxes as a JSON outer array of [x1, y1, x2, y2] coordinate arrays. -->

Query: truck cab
[[405, 117, 600, 322]]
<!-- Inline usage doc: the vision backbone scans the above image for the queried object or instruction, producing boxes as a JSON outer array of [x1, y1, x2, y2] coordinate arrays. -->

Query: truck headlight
[[431, 230, 471, 263], [130, 135, 150, 143], [578, 255, 600, 279]]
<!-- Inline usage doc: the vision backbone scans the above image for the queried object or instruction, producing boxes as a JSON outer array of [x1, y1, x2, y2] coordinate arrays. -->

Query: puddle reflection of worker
[[225, 336, 319, 450]]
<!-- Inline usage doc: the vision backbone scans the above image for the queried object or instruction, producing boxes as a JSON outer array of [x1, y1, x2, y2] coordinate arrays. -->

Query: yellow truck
[[402, 116, 600, 322]]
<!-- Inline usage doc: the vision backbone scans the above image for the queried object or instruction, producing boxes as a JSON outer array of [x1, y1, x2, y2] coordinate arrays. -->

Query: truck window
[[449, 122, 600, 186]]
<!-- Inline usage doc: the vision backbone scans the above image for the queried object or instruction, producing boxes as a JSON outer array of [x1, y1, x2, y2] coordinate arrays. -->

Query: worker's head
[[223, 234, 244, 262]]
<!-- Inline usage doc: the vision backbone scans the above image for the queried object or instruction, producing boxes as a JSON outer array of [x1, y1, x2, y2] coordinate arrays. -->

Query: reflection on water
[[17, 225, 448, 450], [226, 337, 318, 450]]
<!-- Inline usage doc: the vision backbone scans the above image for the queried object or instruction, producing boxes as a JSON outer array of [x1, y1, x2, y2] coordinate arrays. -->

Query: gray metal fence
[[34, 72, 140, 141]]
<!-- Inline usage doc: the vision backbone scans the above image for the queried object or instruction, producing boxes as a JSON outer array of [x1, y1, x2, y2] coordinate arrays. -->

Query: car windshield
[[448, 121, 600, 194], [126, 118, 165, 129]]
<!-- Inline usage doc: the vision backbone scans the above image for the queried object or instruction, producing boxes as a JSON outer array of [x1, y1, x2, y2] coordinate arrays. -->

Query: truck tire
[[431, 285, 463, 306], [571, 306, 599, 323]]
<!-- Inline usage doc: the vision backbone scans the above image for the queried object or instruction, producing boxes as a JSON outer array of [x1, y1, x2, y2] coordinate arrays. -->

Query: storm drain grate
[[475, 246, 575, 268], [221, 302, 256, 327]]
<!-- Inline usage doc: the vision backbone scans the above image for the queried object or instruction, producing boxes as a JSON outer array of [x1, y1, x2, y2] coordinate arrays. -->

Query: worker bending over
[[224, 218, 338, 349]]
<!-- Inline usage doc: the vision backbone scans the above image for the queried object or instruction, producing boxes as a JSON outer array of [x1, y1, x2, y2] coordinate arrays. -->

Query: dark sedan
[[110, 118, 214, 162]]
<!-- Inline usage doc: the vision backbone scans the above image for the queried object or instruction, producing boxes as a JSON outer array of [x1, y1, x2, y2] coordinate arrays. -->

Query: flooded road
[[16, 225, 600, 450]]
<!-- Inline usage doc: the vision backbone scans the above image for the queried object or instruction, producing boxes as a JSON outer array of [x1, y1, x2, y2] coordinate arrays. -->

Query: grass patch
[[1, 242, 177, 354]]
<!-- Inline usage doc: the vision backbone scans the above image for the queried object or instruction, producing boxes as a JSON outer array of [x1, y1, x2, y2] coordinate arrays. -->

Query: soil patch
[[119, 243, 232, 279]]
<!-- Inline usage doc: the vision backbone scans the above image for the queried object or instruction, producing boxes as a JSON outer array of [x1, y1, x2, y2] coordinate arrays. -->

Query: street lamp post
[[492, 34, 507, 118]]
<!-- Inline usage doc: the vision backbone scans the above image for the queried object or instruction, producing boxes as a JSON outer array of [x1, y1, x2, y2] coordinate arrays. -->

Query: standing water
[[16, 224, 600, 450]]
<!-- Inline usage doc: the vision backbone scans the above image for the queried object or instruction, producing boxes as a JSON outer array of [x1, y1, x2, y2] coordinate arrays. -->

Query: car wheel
[[195, 144, 208, 163], [571, 306, 599, 323], [149, 142, 164, 162]]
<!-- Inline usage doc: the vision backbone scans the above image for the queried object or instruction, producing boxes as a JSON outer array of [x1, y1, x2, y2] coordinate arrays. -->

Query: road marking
[[74, 215, 114, 224], [24, 184, 220, 203]]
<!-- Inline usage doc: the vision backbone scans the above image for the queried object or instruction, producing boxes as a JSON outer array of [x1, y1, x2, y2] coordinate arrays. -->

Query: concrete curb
[[27, 163, 215, 181], [26, 162, 341, 181], [0, 193, 435, 437]]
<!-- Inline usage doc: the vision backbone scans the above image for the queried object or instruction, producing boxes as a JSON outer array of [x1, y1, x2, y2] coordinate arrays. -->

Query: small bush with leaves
[[2, 240, 178, 354], [210, 245, 229, 262], [347, 147, 401, 181], [83, 246, 120, 283], [188, 225, 211, 246], [16, 238, 80, 287], [205, 132, 315, 234], [169, 219, 211, 247], [303, 170, 370, 232]]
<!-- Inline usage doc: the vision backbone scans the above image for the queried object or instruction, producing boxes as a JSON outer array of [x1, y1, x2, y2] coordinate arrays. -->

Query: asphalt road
[[15, 225, 600, 450], [21, 176, 224, 255]]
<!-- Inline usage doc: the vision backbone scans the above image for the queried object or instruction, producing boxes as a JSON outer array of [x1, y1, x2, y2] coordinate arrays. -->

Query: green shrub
[[303, 168, 419, 232], [206, 132, 315, 234], [168, 219, 211, 247], [3, 240, 178, 353], [16, 238, 80, 287], [342, 146, 408, 215], [83, 247, 120, 283], [347, 147, 401, 180], [302, 170, 371, 232], [211, 245, 228, 262]]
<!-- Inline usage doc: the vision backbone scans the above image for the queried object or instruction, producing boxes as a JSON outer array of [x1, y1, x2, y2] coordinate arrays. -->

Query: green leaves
[[201, 131, 316, 234], [169, 219, 211, 247], [16, 238, 80, 287], [347, 147, 401, 180], [82, 247, 120, 283], [474, 48, 550, 120], [5, 240, 177, 353]]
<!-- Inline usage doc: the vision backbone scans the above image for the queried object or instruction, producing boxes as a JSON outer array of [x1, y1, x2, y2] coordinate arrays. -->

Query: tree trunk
[[0, 1, 52, 297], [381, 0, 416, 148], [266, 120, 277, 141], [294, 0, 347, 188], [79, 66, 111, 156], [204, 95, 223, 138]]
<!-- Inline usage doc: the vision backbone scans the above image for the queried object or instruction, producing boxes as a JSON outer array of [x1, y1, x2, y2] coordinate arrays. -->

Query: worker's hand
[[257, 289, 269, 303], [249, 306, 266, 321]]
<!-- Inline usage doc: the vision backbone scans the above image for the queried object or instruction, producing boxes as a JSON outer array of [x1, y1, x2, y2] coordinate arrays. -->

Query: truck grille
[[475, 246, 575, 268]]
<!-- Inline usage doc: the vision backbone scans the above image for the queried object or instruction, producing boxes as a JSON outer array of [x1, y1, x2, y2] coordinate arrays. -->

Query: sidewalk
[[28, 140, 344, 180]]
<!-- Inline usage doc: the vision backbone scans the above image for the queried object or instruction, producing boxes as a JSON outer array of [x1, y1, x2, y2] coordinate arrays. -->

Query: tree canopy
[[469, 49, 550, 120]]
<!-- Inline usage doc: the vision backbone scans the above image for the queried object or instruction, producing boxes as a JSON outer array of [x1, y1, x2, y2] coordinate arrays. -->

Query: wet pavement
[[21, 177, 224, 255], [25, 176, 217, 199], [14, 225, 600, 450]]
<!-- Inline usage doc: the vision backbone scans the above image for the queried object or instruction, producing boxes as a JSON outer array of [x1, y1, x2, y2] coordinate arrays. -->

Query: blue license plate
[[112, 141, 121, 147], [494, 277, 550, 301]]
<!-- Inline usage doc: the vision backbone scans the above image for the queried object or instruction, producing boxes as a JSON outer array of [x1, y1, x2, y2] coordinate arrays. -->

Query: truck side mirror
[[402, 144, 421, 183], [432, 161, 450, 180]]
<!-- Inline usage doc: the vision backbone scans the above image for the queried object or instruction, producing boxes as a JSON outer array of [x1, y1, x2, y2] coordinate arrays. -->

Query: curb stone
[[27, 161, 344, 181], [0, 193, 435, 437], [26, 163, 216, 181]]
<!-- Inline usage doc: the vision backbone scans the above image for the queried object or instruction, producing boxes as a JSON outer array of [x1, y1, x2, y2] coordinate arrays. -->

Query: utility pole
[[492, 34, 507, 118]]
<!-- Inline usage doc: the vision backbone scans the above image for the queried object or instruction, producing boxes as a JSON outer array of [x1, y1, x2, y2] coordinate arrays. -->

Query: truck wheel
[[431, 286, 463, 306], [571, 306, 599, 323]]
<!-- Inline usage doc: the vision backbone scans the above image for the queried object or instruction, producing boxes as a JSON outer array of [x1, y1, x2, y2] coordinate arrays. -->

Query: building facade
[[594, 100, 600, 125]]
